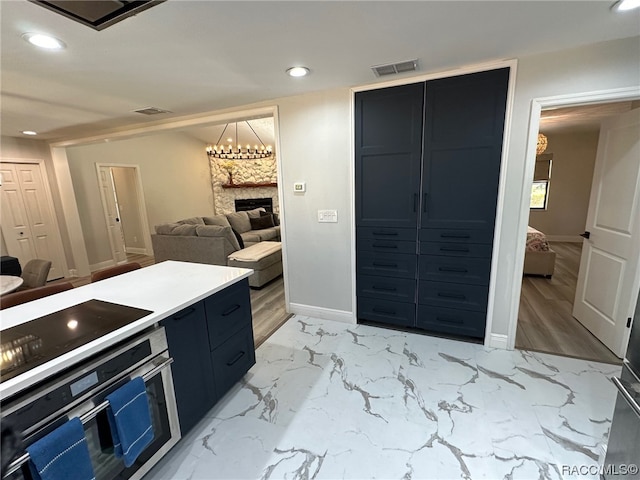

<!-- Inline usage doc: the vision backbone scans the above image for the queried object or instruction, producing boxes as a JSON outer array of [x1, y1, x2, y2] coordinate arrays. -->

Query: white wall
[[528, 129, 599, 238], [65, 131, 214, 266]]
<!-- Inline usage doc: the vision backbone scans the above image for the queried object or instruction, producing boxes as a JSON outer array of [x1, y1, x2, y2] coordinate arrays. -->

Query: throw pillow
[[231, 228, 245, 249], [246, 207, 266, 219], [196, 225, 240, 251], [177, 217, 205, 225], [249, 214, 275, 230], [169, 224, 198, 235], [225, 211, 252, 234], [202, 214, 231, 228], [260, 210, 280, 226]]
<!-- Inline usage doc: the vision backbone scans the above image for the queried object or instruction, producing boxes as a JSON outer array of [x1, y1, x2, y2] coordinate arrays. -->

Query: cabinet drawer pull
[[222, 304, 241, 316], [437, 292, 466, 300], [372, 285, 397, 292], [436, 316, 463, 325], [373, 262, 398, 268], [173, 307, 196, 320], [440, 233, 471, 239], [440, 247, 470, 253], [438, 267, 468, 273], [373, 307, 396, 315], [372, 243, 398, 249], [227, 350, 246, 366], [372, 231, 398, 236]]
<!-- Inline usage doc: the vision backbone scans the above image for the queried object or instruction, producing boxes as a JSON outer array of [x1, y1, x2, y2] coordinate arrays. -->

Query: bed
[[523, 226, 556, 278]]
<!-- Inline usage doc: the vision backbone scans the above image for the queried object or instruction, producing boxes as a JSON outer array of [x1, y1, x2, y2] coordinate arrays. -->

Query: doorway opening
[[515, 100, 640, 363]]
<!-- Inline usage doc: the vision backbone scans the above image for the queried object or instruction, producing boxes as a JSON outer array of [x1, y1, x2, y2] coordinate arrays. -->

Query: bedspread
[[526, 226, 551, 252]]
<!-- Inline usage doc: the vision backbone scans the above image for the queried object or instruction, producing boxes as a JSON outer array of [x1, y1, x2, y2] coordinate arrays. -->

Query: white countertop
[[0, 260, 252, 400]]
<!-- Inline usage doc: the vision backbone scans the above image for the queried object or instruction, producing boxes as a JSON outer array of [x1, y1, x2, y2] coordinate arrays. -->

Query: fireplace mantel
[[221, 182, 278, 189]]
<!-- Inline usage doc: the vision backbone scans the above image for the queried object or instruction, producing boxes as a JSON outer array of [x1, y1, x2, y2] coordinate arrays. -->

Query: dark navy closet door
[[355, 83, 424, 228], [420, 68, 509, 238]]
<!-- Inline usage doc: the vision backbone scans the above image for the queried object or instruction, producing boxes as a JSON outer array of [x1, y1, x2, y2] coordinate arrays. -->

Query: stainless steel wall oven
[[1, 326, 180, 480]]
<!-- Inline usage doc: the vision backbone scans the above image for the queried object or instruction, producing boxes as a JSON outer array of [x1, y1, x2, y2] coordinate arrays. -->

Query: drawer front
[[416, 305, 486, 339], [418, 255, 491, 286], [358, 226, 416, 242], [205, 278, 252, 349], [357, 275, 416, 303], [357, 237, 416, 254], [212, 326, 256, 398], [357, 297, 416, 327], [357, 252, 417, 279], [420, 241, 492, 258], [418, 280, 488, 312], [419, 228, 493, 245]]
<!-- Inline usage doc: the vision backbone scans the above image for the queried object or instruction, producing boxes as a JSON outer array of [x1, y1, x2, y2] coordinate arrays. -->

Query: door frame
[[506, 86, 640, 351], [95, 163, 153, 261], [0, 157, 69, 278]]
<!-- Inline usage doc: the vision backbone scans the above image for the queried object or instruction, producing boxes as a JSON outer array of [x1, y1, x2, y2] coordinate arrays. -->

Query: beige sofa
[[151, 210, 282, 287]]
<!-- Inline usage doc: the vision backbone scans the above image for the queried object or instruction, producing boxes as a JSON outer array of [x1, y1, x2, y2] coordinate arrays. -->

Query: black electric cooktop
[[0, 299, 152, 383]]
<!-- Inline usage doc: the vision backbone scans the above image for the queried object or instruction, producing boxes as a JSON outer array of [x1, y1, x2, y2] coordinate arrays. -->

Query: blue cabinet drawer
[[419, 228, 493, 244], [357, 297, 416, 327], [358, 226, 416, 241], [417, 305, 486, 338], [357, 275, 415, 303], [420, 241, 492, 258], [418, 280, 488, 312], [357, 236, 416, 254], [212, 326, 256, 398], [205, 278, 252, 349], [418, 255, 491, 286], [357, 252, 417, 279]]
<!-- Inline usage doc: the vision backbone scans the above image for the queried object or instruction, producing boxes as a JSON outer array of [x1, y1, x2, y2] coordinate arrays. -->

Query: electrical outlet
[[318, 209, 338, 223]]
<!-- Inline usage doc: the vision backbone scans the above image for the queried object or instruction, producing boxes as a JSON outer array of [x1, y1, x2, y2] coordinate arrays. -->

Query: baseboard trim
[[90, 260, 115, 272], [125, 247, 148, 255], [289, 303, 355, 324], [545, 235, 583, 243], [68, 269, 78, 278], [487, 333, 509, 350]]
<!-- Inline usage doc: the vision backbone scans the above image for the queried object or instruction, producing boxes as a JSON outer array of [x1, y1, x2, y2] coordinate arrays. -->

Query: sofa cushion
[[260, 211, 280, 226], [177, 217, 205, 225], [246, 207, 266, 219], [203, 215, 231, 228], [249, 214, 275, 230], [155, 223, 198, 235], [196, 225, 240, 251], [256, 227, 280, 241], [240, 231, 262, 245], [226, 211, 252, 234]]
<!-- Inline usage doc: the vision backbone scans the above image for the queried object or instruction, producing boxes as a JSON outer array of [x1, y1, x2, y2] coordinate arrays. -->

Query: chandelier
[[536, 133, 548, 155], [206, 121, 273, 160]]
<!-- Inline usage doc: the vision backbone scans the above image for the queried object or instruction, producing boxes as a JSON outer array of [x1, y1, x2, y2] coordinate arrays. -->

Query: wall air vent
[[134, 107, 172, 115], [371, 59, 419, 77], [30, 1, 165, 31]]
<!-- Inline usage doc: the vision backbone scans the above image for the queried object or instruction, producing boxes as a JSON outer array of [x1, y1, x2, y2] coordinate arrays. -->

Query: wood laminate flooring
[[516, 241, 621, 364], [51, 254, 290, 347]]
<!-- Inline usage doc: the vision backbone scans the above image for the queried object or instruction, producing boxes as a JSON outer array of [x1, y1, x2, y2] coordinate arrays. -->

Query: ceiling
[[540, 101, 637, 133], [1, 1, 639, 142]]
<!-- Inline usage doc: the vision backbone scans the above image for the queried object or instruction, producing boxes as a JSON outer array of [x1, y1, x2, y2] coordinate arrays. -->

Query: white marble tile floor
[[147, 315, 621, 480]]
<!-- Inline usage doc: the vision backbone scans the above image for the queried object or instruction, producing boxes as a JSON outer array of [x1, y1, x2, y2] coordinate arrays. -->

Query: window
[[530, 153, 553, 210], [530, 181, 549, 209]]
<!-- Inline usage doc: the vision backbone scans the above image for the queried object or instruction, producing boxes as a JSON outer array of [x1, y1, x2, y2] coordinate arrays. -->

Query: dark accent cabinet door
[[355, 83, 424, 228], [161, 301, 216, 435], [420, 68, 509, 237]]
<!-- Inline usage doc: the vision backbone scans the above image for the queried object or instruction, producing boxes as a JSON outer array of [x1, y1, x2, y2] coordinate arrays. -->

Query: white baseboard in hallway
[[288, 303, 354, 324]]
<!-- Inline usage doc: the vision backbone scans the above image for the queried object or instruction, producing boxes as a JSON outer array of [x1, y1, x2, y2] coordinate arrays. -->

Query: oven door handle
[[611, 376, 640, 417], [4, 356, 174, 478]]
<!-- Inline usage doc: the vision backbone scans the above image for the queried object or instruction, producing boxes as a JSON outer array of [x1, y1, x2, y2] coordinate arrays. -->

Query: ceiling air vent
[[134, 107, 172, 115], [371, 59, 419, 77]]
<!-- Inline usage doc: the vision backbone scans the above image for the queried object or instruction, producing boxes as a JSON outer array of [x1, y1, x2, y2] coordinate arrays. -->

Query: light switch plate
[[318, 209, 338, 223], [293, 182, 306, 193]]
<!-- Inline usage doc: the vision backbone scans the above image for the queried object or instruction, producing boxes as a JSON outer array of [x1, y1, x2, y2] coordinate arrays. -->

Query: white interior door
[[0, 163, 65, 280], [97, 166, 127, 263], [572, 108, 640, 358]]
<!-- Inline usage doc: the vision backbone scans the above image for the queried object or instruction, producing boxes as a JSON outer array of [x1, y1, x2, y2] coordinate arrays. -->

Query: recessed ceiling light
[[286, 66, 310, 78], [22, 32, 66, 50], [612, 0, 640, 11], [22, 130, 38, 136]]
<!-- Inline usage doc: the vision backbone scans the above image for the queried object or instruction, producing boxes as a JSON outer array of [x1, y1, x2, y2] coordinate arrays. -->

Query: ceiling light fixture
[[22, 130, 37, 136], [22, 32, 66, 50], [286, 66, 310, 78], [612, 0, 640, 11], [536, 133, 548, 155], [206, 121, 273, 160]]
